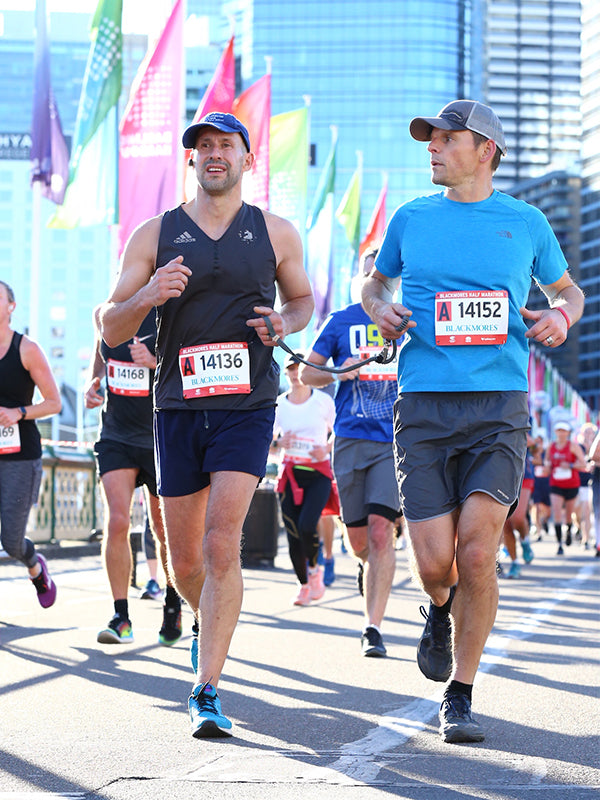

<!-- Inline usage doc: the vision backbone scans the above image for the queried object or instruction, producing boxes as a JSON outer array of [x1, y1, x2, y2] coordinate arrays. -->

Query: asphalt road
[[1, 532, 599, 800]]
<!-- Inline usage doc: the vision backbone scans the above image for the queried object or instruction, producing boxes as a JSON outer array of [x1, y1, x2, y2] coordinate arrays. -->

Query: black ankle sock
[[445, 680, 472, 701], [114, 599, 129, 620], [164, 585, 181, 609], [554, 523, 563, 543], [432, 585, 456, 617]]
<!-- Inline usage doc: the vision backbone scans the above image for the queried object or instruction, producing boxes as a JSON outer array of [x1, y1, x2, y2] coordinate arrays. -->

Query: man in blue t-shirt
[[362, 100, 584, 744], [300, 250, 400, 659]]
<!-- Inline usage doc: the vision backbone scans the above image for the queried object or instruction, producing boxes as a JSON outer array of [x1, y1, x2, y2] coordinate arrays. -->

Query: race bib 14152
[[435, 290, 509, 346]]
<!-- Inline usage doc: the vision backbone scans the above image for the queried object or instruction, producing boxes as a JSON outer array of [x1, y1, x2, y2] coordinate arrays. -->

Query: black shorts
[[154, 406, 275, 497], [394, 391, 529, 522], [549, 485, 579, 501], [94, 438, 157, 496]]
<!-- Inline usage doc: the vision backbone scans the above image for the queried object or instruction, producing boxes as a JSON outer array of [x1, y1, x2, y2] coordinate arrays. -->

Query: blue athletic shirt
[[309, 303, 396, 443], [375, 190, 568, 392]]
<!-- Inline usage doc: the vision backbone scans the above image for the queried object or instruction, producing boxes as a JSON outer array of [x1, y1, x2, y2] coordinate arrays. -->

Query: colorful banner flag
[[49, 0, 122, 228], [118, 0, 183, 251], [233, 72, 271, 209], [359, 174, 387, 259], [30, 0, 69, 204], [306, 128, 337, 325], [335, 154, 362, 255], [183, 35, 235, 200], [269, 106, 308, 233]]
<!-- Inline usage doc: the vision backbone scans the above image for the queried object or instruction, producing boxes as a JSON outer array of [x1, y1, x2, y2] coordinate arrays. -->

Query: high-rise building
[[508, 170, 581, 388], [212, 0, 485, 305], [484, 0, 582, 193], [484, 0, 588, 403], [579, 0, 600, 411]]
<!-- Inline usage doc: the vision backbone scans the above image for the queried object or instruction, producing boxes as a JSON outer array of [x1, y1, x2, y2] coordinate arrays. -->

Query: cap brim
[[182, 122, 250, 151], [409, 116, 466, 142]]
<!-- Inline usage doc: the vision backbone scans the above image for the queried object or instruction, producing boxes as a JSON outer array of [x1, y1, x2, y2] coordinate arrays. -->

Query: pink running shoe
[[308, 568, 325, 601], [293, 583, 311, 606], [31, 554, 57, 609]]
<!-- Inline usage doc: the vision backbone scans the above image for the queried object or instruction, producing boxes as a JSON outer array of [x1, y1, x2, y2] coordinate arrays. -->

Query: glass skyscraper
[[208, 0, 484, 309], [579, 0, 600, 410], [222, 0, 483, 213], [484, 0, 582, 192]]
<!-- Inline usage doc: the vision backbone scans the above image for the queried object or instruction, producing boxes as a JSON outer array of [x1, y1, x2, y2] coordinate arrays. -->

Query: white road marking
[[184, 562, 597, 786]]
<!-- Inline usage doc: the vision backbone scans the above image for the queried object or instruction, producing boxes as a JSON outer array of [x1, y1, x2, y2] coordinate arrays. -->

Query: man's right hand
[[370, 301, 415, 340], [84, 377, 103, 409], [337, 356, 363, 381], [145, 256, 191, 306]]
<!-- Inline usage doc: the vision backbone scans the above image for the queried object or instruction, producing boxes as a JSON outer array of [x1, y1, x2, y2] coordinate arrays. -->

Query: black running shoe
[[361, 625, 387, 657], [439, 693, 485, 743], [565, 529, 572, 547], [159, 605, 182, 646], [417, 588, 455, 682], [357, 562, 364, 597]]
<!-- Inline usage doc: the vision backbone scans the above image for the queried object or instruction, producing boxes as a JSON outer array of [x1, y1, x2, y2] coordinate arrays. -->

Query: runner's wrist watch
[[19, 406, 27, 420]]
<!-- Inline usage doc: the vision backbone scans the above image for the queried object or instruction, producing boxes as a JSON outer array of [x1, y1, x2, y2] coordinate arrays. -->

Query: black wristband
[[19, 406, 26, 420]]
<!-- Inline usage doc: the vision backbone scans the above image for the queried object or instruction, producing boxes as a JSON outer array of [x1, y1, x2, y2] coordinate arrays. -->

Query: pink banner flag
[[118, 0, 184, 252], [359, 176, 387, 259], [233, 72, 271, 209], [183, 35, 235, 200]]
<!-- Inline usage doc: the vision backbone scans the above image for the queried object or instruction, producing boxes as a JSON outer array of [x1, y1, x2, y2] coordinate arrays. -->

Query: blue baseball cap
[[182, 112, 251, 152]]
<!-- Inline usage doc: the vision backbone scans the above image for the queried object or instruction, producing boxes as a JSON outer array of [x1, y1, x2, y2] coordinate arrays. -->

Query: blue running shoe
[[140, 578, 162, 601], [190, 619, 199, 674], [507, 561, 521, 579], [521, 541, 534, 564], [323, 557, 335, 586], [189, 682, 232, 738]]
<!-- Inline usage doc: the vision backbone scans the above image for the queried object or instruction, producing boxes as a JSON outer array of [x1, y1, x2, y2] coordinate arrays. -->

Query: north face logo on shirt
[[174, 231, 196, 244]]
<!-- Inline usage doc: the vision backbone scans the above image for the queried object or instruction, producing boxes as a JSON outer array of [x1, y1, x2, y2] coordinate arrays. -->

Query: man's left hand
[[520, 306, 568, 348], [247, 307, 286, 347]]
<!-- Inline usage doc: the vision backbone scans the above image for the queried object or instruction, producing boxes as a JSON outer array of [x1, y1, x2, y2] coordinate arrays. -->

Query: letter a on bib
[[437, 301, 451, 322], [181, 356, 195, 377]]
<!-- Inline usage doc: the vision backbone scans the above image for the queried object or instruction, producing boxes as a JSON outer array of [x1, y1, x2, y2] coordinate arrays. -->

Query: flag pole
[[30, 181, 41, 342]]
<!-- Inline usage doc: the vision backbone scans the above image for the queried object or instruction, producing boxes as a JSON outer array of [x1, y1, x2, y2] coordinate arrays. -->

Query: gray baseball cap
[[409, 100, 507, 156]]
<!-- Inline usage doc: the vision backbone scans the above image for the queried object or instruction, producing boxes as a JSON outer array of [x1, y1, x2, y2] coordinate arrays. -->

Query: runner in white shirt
[[273, 354, 336, 605]]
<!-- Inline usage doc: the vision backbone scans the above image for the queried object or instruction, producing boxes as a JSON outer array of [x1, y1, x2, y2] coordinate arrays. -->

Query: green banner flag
[[335, 159, 361, 253], [269, 107, 308, 233], [49, 0, 122, 228]]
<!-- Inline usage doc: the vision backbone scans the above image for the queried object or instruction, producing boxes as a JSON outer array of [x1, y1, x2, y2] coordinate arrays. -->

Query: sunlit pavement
[[1, 533, 599, 800]]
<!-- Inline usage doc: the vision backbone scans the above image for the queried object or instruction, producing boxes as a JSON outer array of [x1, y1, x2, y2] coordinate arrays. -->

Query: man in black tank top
[[84, 307, 182, 648], [98, 113, 313, 738]]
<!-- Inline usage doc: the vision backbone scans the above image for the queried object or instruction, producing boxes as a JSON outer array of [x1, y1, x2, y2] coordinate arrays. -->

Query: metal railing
[[27, 444, 144, 543]]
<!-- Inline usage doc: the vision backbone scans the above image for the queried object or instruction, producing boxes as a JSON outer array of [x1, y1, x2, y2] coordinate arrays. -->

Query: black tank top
[[98, 310, 156, 448], [0, 331, 41, 460], [154, 203, 280, 410]]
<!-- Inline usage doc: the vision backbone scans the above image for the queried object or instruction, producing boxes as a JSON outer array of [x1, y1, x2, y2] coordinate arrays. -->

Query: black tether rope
[[262, 315, 410, 375]]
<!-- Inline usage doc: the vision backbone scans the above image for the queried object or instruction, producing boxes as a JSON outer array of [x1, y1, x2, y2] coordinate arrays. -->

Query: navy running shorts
[[154, 406, 276, 497], [394, 391, 529, 522], [94, 438, 157, 496]]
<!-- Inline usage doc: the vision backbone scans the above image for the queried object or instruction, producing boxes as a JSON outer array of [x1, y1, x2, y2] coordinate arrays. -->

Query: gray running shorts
[[332, 437, 399, 526], [394, 391, 529, 522]]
